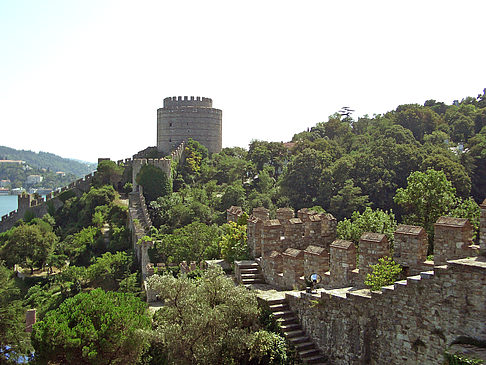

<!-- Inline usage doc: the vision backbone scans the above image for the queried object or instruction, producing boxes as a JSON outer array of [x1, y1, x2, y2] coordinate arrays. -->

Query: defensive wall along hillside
[[227, 203, 486, 364], [0, 173, 94, 233]]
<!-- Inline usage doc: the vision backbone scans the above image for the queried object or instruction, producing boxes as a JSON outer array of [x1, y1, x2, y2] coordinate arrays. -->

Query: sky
[[1, 0, 485, 163]]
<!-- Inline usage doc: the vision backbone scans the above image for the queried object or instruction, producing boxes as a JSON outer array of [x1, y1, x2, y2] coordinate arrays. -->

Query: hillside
[[0, 146, 96, 177]]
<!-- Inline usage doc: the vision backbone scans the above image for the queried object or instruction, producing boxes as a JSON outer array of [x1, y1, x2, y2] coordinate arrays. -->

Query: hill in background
[[0, 146, 96, 177]]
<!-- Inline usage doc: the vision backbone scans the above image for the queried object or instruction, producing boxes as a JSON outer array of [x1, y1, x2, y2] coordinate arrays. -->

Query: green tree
[[220, 221, 249, 263], [279, 148, 332, 209], [147, 266, 287, 364], [364, 256, 402, 291], [420, 151, 472, 198], [151, 222, 221, 265], [337, 207, 397, 246], [466, 128, 486, 203], [94, 160, 124, 188], [31, 288, 150, 365], [0, 263, 31, 363], [393, 169, 457, 251], [329, 179, 370, 220], [1, 223, 58, 273], [136, 164, 171, 202], [87, 251, 134, 291], [394, 104, 442, 142]]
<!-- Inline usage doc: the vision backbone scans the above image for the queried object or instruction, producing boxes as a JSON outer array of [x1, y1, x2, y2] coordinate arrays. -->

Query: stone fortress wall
[[227, 202, 486, 364], [157, 96, 222, 154], [0, 173, 94, 233]]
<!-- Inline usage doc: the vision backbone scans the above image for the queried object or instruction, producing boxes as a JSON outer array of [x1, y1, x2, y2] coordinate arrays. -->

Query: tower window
[[169, 138, 171, 142], [169, 123, 172, 127]]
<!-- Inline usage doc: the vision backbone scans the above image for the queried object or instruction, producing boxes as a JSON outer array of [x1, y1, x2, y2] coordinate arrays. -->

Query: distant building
[[56, 171, 66, 177], [0, 159, 24, 165], [26, 175, 43, 185], [0, 179, 11, 187]]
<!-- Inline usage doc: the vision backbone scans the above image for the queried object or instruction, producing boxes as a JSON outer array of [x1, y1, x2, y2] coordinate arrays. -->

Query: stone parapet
[[285, 257, 486, 365], [434, 216, 474, 265], [393, 224, 428, 275], [358, 232, 390, 281], [329, 240, 357, 288], [304, 245, 330, 282], [282, 248, 305, 289], [262, 219, 283, 258]]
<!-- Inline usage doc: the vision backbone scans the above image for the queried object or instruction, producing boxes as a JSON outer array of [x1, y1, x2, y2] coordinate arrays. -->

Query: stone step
[[280, 322, 301, 332], [302, 354, 327, 364], [276, 316, 298, 325], [266, 298, 287, 306], [299, 348, 320, 359], [295, 341, 315, 351], [284, 329, 306, 338], [420, 270, 434, 280], [407, 275, 422, 285], [235, 261, 259, 269], [272, 310, 294, 319], [240, 267, 260, 274], [269, 303, 288, 311], [289, 335, 310, 345], [241, 278, 264, 284], [394, 280, 408, 290], [241, 273, 263, 279]]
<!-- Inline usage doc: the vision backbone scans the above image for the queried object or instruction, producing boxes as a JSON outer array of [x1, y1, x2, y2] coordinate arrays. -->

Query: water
[[0, 195, 18, 217]]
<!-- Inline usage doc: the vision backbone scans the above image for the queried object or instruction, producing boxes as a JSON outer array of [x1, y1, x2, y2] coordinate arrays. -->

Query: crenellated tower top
[[163, 96, 213, 109]]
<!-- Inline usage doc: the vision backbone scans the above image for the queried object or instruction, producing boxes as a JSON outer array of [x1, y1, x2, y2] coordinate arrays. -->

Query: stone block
[[359, 232, 390, 280], [330, 239, 357, 288], [304, 244, 330, 279], [434, 216, 473, 265], [393, 224, 428, 273]]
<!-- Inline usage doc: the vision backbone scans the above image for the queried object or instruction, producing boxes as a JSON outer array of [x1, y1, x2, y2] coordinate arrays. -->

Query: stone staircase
[[235, 260, 265, 285], [267, 297, 328, 364]]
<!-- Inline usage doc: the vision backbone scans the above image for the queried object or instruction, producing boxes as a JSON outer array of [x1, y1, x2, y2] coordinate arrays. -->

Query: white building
[[26, 175, 43, 185]]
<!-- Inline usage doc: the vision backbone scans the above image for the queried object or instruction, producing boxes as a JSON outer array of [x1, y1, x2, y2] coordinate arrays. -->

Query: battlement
[[285, 256, 486, 364], [0, 172, 95, 232], [243, 205, 484, 291], [163, 96, 213, 109]]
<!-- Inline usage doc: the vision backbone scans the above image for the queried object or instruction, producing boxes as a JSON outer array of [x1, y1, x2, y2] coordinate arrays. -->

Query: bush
[[364, 256, 402, 291]]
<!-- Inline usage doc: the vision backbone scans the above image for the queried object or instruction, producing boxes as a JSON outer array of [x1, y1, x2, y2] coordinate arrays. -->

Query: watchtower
[[157, 96, 222, 154]]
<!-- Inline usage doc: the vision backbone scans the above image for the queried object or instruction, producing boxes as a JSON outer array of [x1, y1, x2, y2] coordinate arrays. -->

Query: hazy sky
[[1, 1, 485, 163]]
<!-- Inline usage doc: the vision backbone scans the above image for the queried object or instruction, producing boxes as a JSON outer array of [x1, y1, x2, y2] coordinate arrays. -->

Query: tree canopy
[[31, 288, 150, 365]]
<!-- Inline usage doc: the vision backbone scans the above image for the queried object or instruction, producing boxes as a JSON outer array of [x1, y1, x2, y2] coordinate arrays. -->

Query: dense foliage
[[0, 263, 31, 363], [364, 256, 402, 291], [31, 288, 150, 365], [147, 266, 288, 365]]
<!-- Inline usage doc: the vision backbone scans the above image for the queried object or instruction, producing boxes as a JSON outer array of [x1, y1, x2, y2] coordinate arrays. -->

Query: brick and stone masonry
[[261, 219, 283, 259], [157, 96, 222, 154], [434, 216, 476, 265], [393, 224, 429, 275], [304, 245, 330, 280], [329, 239, 357, 288], [282, 248, 305, 288], [358, 232, 390, 282]]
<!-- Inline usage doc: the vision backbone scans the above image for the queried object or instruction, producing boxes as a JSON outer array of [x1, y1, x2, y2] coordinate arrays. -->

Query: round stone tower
[[157, 96, 222, 154]]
